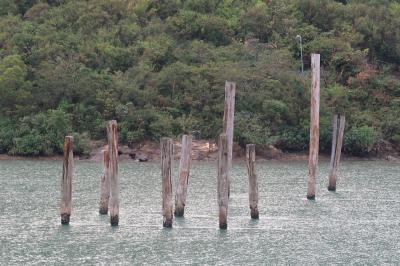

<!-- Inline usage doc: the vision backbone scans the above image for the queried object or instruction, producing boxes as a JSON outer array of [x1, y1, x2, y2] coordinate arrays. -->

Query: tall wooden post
[[223, 81, 235, 197], [99, 149, 110, 214], [246, 144, 259, 219], [174, 135, 193, 217], [307, 53, 320, 200], [161, 137, 173, 228], [218, 133, 229, 229], [107, 120, 119, 226], [328, 115, 345, 191], [60, 136, 73, 225]]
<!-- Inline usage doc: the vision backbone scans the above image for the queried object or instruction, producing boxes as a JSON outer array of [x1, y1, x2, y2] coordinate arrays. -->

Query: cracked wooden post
[[174, 134, 193, 217], [218, 133, 229, 229], [223, 81, 235, 197], [99, 149, 110, 214], [328, 115, 346, 191], [307, 53, 320, 200], [60, 136, 73, 225], [107, 120, 119, 226], [161, 137, 173, 228], [246, 144, 259, 219]]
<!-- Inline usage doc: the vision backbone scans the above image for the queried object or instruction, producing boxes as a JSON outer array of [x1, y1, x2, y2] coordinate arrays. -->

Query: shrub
[[0, 117, 14, 153], [344, 125, 376, 155], [71, 132, 92, 157]]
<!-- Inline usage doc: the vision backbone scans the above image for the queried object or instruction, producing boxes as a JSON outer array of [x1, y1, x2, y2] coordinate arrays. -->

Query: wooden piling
[[99, 149, 110, 214], [161, 137, 173, 228], [246, 144, 259, 219], [223, 81, 236, 197], [307, 53, 320, 200], [107, 120, 119, 226], [174, 135, 193, 217], [60, 136, 73, 225], [218, 133, 229, 229], [328, 115, 346, 191]]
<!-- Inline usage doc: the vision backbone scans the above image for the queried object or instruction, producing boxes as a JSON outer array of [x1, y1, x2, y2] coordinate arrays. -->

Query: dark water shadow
[[173, 216, 186, 228], [247, 218, 260, 227]]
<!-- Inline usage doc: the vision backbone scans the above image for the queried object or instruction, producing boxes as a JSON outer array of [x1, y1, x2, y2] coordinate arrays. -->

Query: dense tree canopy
[[0, 0, 399, 156]]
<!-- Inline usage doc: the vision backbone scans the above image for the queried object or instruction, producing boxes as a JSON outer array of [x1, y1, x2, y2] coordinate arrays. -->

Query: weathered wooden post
[[328, 114, 346, 191], [223, 81, 236, 197], [99, 149, 110, 214], [246, 144, 259, 219], [60, 136, 73, 225], [218, 133, 229, 229], [307, 53, 320, 200], [161, 137, 173, 228], [107, 120, 119, 226], [174, 134, 193, 217]]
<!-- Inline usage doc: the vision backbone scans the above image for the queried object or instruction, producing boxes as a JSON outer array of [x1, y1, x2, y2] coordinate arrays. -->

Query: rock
[[233, 143, 245, 158], [89, 146, 107, 161], [136, 153, 148, 162], [119, 154, 132, 161], [386, 155, 400, 161], [256, 144, 283, 160], [119, 145, 135, 156]]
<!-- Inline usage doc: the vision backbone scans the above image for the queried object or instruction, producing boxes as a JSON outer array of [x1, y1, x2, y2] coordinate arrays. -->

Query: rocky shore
[[1, 139, 399, 162]]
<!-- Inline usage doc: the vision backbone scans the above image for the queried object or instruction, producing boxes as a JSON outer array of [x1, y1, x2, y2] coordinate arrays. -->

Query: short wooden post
[[107, 120, 119, 226], [174, 135, 193, 217], [246, 144, 259, 219], [328, 115, 345, 191], [223, 81, 236, 197], [307, 53, 320, 200], [218, 133, 229, 229], [99, 149, 110, 214], [60, 136, 73, 225], [161, 137, 173, 228]]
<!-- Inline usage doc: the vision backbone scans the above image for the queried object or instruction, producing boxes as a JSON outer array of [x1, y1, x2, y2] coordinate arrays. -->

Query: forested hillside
[[0, 0, 399, 156]]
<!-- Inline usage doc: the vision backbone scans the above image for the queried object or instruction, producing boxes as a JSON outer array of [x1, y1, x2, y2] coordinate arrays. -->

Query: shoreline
[[0, 152, 397, 162], [1, 139, 398, 162]]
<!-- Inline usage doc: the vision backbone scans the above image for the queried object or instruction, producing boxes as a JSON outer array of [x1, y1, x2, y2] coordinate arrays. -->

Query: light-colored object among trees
[[328, 115, 346, 191], [174, 135, 193, 217], [246, 144, 259, 219], [307, 54, 320, 200], [223, 81, 236, 197], [99, 149, 110, 214], [60, 136, 73, 225], [218, 133, 229, 229], [107, 120, 119, 226], [161, 137, 173, 228]]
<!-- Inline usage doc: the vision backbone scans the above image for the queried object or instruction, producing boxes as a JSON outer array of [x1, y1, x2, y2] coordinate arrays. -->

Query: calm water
[[0, 159, 399, 265]]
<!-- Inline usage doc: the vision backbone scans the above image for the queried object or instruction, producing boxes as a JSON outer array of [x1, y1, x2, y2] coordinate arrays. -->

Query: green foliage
[[71, 132, 92, 157], [0, 117, 14, 153], [0, 0, 399, 157], [10, 109, 71, 156], [344, 125, 376, 155]]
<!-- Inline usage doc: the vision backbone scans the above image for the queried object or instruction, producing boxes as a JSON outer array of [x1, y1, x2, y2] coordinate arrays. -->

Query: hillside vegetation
[[0, 0, 399, 156]]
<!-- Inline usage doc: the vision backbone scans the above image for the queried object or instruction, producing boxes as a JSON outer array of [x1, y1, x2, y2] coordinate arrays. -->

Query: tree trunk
[[307, 54, 320, 200], [328, 115, 346, 191], [218, 133, 229, 229], [174, 135, 193, 217], [107, 120, 119, 226], [99, 149, 110, 214], [60, 136, 73, 225], [223, 81, 236, 197], [246, 144, 259, 219], [161, 137, 173, 228]]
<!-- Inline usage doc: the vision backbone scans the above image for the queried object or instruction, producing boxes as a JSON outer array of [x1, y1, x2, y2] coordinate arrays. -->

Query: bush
[[10, 109, 71, 156], [344, 125, 376, 155], [276, 127, 309, 151], [0, 117, 14, 153], [234, 112, 271, 147], [71, 132, 92, 157]]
